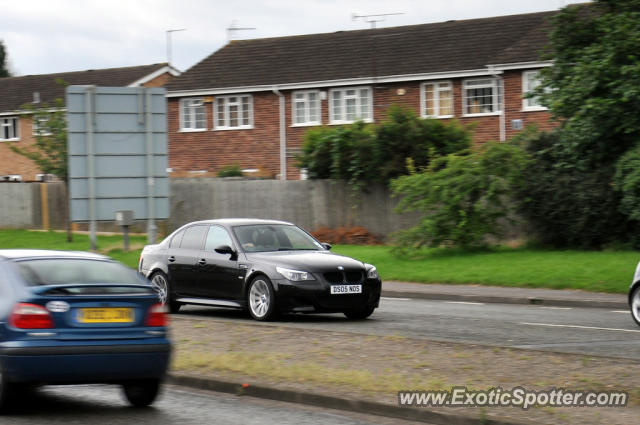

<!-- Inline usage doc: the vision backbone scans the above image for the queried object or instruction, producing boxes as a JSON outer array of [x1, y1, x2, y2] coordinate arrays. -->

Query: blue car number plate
[[330, 284, 362, 294]]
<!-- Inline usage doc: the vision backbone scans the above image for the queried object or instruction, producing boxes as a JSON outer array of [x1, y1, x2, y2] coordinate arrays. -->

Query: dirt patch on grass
[[169, 316, 639, 425]]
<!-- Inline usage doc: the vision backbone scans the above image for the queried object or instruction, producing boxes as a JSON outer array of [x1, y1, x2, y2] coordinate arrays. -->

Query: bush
[[391, 142, 530, 248], [297, 106, 471, 190], [311, 226, 382, 245], [217, 164, 244, 178]]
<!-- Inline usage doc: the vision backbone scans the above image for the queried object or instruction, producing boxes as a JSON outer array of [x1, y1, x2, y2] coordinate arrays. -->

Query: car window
[[205, 225, 234, 251], [15, 259, 145, 286], [233, 224, 323, 252], [169, 229, 185, 248], [180, 226, 207, 250]]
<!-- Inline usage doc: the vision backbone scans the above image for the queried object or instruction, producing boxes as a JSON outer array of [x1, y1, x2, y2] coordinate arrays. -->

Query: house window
[[522, 70, 548, 111], [329, 87, 372, 124], [0, 117, 19, 141], [421, 81, 453, 118], [292, 91, 321, 126], [214, 95, 253, 130], [180, 98, 206, 131], [32, 116, 52, 136], [463, 78, 501, 116]]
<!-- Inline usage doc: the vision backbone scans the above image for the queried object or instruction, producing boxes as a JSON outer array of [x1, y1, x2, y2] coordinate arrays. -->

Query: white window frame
[[329, 86, 373, 124], [462, 78, 502, 117], [179, 98, 207, 132], [522, 70, 548, 111], [0, 117, 19, 141], [292, 90, 321, 126], [214, 95, 253, 130], [32, 116, 52, 136], [420, 81, 454, 119]]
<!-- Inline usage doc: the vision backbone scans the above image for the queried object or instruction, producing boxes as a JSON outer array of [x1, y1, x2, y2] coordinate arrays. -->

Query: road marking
[[381, 297, 412, 301], [444, 301, 485, 306], [539, 306, 572, 310], [520, 322, 640, 333], [611, 310, 629, 314]]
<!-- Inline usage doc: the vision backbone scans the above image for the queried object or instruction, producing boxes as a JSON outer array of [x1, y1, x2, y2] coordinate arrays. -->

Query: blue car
[[0, 250, 171, 411]]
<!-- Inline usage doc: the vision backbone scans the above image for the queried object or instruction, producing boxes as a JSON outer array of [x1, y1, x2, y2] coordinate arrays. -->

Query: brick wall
[[169, 69, 557, 180]]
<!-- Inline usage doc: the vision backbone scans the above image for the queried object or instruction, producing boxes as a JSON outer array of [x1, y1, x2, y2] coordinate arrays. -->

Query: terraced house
[[0, 63, 179, 181], [170, 9, 558, 180]]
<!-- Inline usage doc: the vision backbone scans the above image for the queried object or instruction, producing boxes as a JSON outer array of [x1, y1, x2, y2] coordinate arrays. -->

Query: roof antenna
[[227, 20, 256, 41], [352, 12, 404, 29]]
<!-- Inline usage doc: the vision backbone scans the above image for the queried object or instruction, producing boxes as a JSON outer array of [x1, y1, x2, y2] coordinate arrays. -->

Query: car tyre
[[122, 379, 161, 407], [247, 276, 278, 321], [343, 305, 375, 320], [0, 367, 16, 414], [630, 286, 640, 326], [150, 271, 181, 313]]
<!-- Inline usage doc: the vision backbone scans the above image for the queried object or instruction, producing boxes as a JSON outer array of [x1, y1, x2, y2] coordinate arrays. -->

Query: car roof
[[185, 218, 294, 227], [0, 249, 109, 261]]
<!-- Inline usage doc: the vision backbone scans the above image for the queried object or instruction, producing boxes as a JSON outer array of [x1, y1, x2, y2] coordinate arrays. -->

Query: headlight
[[276, 266, 315, 281], [365, 264, 378, 279]]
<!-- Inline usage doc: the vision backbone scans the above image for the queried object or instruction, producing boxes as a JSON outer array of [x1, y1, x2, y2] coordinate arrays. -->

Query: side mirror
[[215, 245, 238, 260], [321, 243, 332, 251]]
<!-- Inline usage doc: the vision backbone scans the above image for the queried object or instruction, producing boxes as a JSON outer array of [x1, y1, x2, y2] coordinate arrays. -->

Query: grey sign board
[[67, 86, 169, 243]]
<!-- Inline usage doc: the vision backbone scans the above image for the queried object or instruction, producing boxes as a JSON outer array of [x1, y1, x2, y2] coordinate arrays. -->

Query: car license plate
[[77, 308, 134, 323], [330, 285, 362, 294]]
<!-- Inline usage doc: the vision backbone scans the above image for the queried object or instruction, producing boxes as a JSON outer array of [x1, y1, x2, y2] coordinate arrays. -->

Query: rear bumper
[[0, 340, 171, 384]]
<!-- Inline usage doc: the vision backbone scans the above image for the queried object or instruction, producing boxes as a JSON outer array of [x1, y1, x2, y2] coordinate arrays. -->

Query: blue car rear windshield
[[15, 258, 145, 287]]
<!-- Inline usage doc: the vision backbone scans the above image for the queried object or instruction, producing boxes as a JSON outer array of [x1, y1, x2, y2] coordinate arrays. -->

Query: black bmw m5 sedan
[[138, 219, 381, 321]]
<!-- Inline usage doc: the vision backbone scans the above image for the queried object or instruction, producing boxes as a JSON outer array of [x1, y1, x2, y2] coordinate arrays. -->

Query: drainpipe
[[488, 67, 506, 142], [272, 87, 287, 180]]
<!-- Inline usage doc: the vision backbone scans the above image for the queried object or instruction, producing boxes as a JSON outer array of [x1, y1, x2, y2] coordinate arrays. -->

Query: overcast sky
[[2, 0, 578, 76]]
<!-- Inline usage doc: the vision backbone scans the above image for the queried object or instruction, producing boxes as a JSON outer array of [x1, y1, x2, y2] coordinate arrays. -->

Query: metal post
[[145, 89, 157, 244], [85, 86, 97, 251], [123, 225, 130, 252]]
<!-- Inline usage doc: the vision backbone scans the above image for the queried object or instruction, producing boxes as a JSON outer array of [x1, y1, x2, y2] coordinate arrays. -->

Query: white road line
[[611, 310, 629, 314], [520, 322, 640, 333], [444, 301, 485, 306], [381, 297, 412, 301], [539, 306, 572, 310]]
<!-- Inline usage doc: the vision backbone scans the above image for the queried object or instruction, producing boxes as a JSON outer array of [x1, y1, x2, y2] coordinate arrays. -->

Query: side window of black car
[[169, 230, 185, 249], [205, 226, 234, 251], [179, 226, 207, 250]]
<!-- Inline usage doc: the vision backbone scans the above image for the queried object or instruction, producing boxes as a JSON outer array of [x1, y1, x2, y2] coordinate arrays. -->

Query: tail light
[[10, 303, 53, 329], [145, 303, 168, 327]]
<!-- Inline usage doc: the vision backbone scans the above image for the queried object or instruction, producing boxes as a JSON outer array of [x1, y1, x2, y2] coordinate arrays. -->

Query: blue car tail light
[[144, 303, 168, 327], [9, 303, 53, 329]]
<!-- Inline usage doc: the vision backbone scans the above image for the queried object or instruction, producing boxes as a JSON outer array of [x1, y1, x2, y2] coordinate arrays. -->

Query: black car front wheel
[[344, 305, 375, 320], [247, 276, 278, 321], [122, 379, 161, 407]]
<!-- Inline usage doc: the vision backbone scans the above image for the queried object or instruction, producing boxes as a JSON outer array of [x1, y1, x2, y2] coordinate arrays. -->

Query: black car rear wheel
[[0, 367, 15, 414], [150, 271, 181, 313], [247, 276, 278, 321], [343, 305, 375, 320], [122, 379, 161, 407]]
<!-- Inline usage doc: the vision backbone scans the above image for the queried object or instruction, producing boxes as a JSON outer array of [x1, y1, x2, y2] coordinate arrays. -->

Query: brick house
[[0, 63, 179, 181], [166, 10, 559, 180]]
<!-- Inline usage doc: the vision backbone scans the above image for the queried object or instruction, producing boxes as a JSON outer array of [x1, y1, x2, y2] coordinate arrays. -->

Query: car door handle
[[168, 256, 176, 262], [197, 258, 207, 266]]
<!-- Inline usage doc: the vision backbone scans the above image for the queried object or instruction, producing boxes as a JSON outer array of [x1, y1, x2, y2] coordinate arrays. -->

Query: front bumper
[[0, 339, 171, 384], [273, 278, 382, 313]]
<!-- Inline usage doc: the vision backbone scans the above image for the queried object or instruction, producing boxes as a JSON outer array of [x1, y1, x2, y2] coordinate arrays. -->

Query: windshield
[[16, 258, 146, 287], [233, 224, 323, 253]]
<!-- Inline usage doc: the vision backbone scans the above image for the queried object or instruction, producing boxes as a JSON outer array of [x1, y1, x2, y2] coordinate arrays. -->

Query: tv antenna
[[227, 21, 256, 41], [352, 12, 404, 29]]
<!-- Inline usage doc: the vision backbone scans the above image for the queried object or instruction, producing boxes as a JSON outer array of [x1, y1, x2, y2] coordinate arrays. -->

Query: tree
[[535, 0, 640, 169], [10, 96, 73, 241], [520, 1, 640, 247], [391, 143, 530, 249], [0, 40, 10, 78]]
